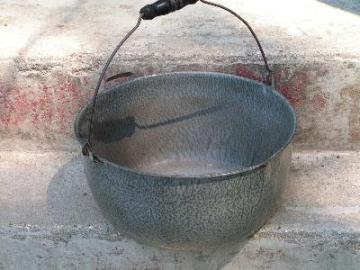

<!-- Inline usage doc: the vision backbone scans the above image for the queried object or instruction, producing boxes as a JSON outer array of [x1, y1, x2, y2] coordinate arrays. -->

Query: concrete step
[[0, 146, 359, 269], [1, 0, 360, 149]]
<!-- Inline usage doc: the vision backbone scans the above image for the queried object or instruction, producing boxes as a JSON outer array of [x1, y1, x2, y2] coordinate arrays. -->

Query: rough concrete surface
[[0, 0, 360, 149], [0, 146, 359, 269], [0, 0, 360, 269]]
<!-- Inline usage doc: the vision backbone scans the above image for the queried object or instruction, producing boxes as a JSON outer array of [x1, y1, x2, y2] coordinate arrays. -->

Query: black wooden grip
[[140, 0, 198, 20]]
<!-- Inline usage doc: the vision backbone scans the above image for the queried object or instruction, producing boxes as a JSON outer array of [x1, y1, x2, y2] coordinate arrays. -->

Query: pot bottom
[[133, 158, 242, 177]]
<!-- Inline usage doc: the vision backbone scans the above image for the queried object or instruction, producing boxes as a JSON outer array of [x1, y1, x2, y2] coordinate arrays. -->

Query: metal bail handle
[[140, 0, 272, 83], [83, 0, 273, 157]]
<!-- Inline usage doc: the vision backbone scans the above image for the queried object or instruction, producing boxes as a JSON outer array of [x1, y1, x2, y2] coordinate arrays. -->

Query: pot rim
[[75, 71, 297, 180]]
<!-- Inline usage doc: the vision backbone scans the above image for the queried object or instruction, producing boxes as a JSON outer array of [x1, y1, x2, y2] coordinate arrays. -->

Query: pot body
[[76, 72, 296, 250], [83, 145, 291, 250]]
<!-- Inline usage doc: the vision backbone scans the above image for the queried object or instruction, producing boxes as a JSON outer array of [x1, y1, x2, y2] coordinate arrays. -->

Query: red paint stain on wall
[[236, 67, 309, 107], [351, 131, 360, 141], [31, 85, 54, 125], [55, 75, 83, 130], [0, 74, 88, 135], [236, 67, 263, 82], [311, 93, 327, 109], [276, 69, 308, 106], [0, 88, 32, 127]]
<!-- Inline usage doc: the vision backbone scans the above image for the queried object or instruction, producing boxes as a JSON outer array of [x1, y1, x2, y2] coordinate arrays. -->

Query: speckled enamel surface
[[76, 72, 296, 250]]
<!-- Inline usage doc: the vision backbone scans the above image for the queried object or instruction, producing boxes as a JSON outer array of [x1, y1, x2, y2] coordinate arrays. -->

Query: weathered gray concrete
[[0, 1, 360, 269], [0, 0, 360, 149], [1, 224, 359, 270], [0, 146, 359, 269]]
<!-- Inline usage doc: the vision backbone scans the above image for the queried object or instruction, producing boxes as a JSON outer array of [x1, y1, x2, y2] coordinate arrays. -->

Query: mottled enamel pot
[[75, 72, 296, 250]]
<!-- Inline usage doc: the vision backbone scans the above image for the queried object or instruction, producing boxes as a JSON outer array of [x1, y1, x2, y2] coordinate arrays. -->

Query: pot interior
[[76, 72, 296, 177]]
